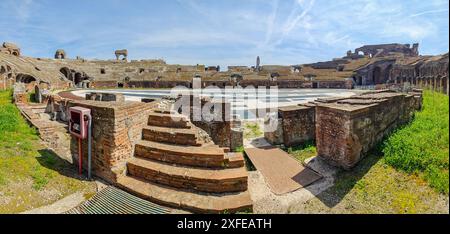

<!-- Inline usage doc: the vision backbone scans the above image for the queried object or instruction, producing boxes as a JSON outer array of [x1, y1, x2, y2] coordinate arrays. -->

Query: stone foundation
[[315, 90, 421, 169], [67, 100, 155, 183], [265, 105, 315, 147], [265, 90, 422, 169]]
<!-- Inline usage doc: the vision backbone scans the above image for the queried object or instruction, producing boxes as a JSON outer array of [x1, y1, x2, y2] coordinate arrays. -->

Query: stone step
[[117, 176, 253, 214], [153, 108, 177, 115], [142, 126, 201, 146], [127, 157, 248, 193], [148, 112, 191, 129], [225, 152, 245, 168], [134, 140, 226, 168]]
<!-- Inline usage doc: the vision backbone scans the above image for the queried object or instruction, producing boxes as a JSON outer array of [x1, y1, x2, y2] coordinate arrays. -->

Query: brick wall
[[264, 105, 315, 147], [315, 91, 421, 169], [68, 100, 154, 183]]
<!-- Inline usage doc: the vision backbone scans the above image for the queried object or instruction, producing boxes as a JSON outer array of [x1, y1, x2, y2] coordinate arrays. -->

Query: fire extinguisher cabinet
[[68, 106, 91, 139]]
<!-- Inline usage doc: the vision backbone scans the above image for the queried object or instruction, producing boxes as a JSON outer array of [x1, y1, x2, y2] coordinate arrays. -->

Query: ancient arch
[[74, 72, 83, 85], [115, 49, 128, 60], [16, 73, 37, 83], [443, 76, 448, 94], [437, 76, 442, 92], [60, 67, 72, 81], [372, 66, 382, 84], [383, 64, 393, 83], [357, 76, 363, 85], [73, 72, 90, 88], [55, 49, 66, 59]]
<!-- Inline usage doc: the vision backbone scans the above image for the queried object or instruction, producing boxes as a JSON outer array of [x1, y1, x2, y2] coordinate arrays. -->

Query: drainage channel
[[65, 186, 171, 214]]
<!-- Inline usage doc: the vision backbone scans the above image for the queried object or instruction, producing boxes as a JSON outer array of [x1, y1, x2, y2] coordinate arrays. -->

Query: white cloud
[[410, 9, 449, 17], [0, 0, 448, 66]]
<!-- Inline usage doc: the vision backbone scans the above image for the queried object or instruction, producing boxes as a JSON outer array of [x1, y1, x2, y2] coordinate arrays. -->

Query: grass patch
[[234, 146, 245, 153], [285, 140, 317, 164], [292, 91, 449, 214], [382, 91, 449, 194], [0, 89, 96, 213], [297, 150, 448, 214], [243, 122, 262, 139]]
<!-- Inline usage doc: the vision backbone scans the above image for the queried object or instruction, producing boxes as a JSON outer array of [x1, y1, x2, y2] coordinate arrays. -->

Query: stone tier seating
[[117, 109, 252, 213]]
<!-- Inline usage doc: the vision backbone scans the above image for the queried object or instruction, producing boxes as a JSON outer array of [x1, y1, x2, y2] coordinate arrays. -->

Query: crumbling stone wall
[[0, 42, 20, 56], [188, 96, 243, 151], [265, 105, 315, 147], [354, 43, 419, 57], [85, 92, 125, 102], [67, 100, 154, 183], [315, 91, 421, 169]]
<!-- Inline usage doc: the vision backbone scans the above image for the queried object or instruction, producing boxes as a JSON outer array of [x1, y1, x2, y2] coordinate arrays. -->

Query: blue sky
[[1, 0, 448, 68]]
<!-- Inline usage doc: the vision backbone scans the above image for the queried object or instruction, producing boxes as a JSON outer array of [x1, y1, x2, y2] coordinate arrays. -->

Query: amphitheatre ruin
[[1, 40, 448, 214]]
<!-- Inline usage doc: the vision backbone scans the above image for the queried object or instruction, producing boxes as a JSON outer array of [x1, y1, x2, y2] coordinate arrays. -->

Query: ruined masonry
[[117, 108, 252, 213]]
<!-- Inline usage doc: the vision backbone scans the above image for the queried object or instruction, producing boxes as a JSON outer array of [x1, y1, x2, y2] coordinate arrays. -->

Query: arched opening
[[12, 51, 19, 56], [74, 73, 83, 86], [437, 76, 442, 92], [16, 74, 37, 83], [383, 65, 393, 84], [73, 72, 90, 88], [117, 82, 124, 88], [443, 76, 448, 94], [372, 67, 382, 84], [357, 76, 363, 85], [60, 67, 72, 81]]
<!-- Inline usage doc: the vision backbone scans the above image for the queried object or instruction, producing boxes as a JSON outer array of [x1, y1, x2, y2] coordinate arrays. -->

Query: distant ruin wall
[[315, 91, 422, 169], [85, 92, 125, 102], [390, 54, 449, 94]]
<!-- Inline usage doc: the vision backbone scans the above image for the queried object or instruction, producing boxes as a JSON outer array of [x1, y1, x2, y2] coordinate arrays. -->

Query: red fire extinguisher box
[[69, 106, 91, 139]]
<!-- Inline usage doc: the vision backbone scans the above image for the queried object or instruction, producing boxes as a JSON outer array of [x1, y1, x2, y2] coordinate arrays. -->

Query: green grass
[[382, 91, 449, 194], [297, 150, 448, 214], [243, 122, 262, 139], [285, 140, 317, 164], [0, 89, 96, 213], [287, 91, 448, 213]]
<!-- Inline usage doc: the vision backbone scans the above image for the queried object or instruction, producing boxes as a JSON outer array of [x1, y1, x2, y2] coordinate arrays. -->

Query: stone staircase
[[117, 109, 253, 213]]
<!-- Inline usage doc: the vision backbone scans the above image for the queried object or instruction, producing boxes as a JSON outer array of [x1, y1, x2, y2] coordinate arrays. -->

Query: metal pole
[[88, 116, 92, 180], [78, 138, 82, 175]]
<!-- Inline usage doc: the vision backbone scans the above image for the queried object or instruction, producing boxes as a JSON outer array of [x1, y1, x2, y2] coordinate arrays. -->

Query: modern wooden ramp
[[245, 147, 322, 195]]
